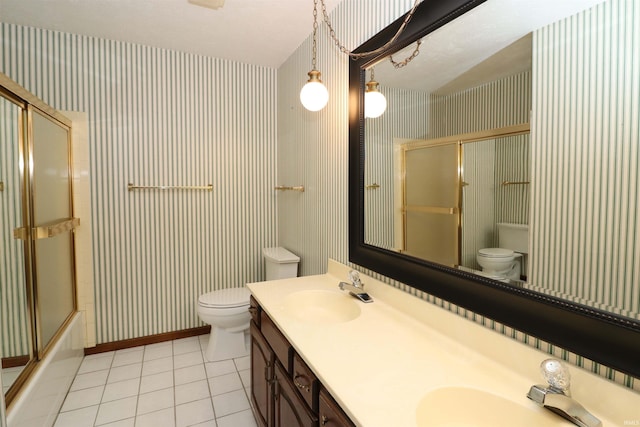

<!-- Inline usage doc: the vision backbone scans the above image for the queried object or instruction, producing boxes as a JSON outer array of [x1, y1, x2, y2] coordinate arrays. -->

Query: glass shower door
[[402, 142, 460, 266], [29, 107, 76, 354]]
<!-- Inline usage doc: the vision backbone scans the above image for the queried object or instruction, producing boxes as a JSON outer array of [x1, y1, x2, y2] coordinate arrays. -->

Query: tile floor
[[54, 335, 258, 427]]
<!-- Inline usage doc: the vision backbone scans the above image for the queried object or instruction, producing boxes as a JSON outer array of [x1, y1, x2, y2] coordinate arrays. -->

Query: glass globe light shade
[[300, 70, 329, 112], [364, 82, 387, 118]]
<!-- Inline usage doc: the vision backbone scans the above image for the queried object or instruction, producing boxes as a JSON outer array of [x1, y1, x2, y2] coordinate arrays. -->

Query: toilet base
[[204, 326, 249, 362]]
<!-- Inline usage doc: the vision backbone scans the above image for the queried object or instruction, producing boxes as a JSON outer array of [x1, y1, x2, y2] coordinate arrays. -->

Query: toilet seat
[[478, 248, 514, 258], [198, 287, 250, 308]]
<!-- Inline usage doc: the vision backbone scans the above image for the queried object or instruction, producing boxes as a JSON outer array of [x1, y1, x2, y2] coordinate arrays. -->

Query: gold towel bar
[[128, 183, 213, 191], [274, 185, 305, 192], [502, 180, 530, 186]]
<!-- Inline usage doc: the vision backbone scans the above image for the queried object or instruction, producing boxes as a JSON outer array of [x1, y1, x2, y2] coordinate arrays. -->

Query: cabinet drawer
[[274, 361, 318, 427], [292, 352, 319, 412], [261, 311, 291, 371], [249, 295, 261, 326], [319, 387, 355, 427]]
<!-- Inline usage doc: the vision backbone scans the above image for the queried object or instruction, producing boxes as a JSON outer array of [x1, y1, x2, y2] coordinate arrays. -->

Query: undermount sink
[[416, 387, 573, 426], [283, 290, 361, 323]]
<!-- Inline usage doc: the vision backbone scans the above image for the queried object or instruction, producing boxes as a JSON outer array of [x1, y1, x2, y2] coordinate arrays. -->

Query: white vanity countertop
[[247, 259, 640, 427]]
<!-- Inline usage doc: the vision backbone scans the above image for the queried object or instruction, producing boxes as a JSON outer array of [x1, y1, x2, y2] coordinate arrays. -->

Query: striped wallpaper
[[0, 98, 30, 359], [0, 23, 278, 344], [279, 0, 637, 389], [530, 0, 640, 319]]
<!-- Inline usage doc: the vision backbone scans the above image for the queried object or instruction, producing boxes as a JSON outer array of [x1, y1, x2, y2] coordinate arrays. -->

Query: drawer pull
[[293, 373, 310, 393], [248, 307, 258, 315], [320, 415, 329, 426]]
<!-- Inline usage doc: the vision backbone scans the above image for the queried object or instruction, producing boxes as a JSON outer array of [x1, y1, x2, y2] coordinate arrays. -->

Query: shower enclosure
[[1, 73, 78, 408]]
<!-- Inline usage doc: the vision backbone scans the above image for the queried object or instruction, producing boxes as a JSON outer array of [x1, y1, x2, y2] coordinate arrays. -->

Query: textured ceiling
[[0, 0, 342, 68]]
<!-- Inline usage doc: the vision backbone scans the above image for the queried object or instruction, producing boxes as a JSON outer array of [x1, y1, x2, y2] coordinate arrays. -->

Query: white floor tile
[[61, 385, 104, 412], [54, 405, 99, 427], [173, 337, 201, 356], [212, 389, 251, 418], [136, 407, 176, 427], [205, 360, 236, 378], [70, 369, 110, 392], [174, 364, 207, 386], [209, 372, 243, 396], [107, 363, 142, 384], [102, 378, 140, 403], [100, 418, 135, 427], [174, 350, 204, 369], [94, 396, 137, 425], [143, 342, 173, 361], [137, 387, 175, 415], [175, 379, 210, 406], [58, 335, 258, 427], [77, 355, 114, 374], [238, 369, 251, 389], [142, 356, 174, 376], [216, 409, 258, 427], [176, 398, 215, 427], [139, 370, 173, 394], [111, 349, 144, 368], [233, 356, 250, 371]]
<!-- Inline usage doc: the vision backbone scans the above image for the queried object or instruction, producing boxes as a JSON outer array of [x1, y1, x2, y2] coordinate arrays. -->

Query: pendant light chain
[[390, 39, 422, 68], [319, 0, 423, 59], [311, 0, 319, 70]]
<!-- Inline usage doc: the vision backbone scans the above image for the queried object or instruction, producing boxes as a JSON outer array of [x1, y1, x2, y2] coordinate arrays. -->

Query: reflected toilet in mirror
[[476, 222, 528, 281]]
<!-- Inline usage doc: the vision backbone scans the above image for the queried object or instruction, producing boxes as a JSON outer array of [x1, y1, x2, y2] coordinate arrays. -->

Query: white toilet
[[477, 223, 528, 281], [197, 247, 300, 362]]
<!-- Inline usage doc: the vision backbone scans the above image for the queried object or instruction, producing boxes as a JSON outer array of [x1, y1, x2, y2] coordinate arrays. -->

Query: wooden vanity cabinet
[[250, 321, 273, 427], [319, 387, 356, 427], [250, 302, 355, 427]]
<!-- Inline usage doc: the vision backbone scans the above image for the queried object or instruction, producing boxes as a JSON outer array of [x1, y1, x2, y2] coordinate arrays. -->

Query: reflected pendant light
[[364, 68, 387, 118], [300, 0, 329, 111]]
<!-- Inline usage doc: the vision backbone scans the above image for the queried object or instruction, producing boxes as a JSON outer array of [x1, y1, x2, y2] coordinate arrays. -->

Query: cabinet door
[[250, 321, 274, 427], [273, 362, 317, 427], [319, 387, 355, 427]]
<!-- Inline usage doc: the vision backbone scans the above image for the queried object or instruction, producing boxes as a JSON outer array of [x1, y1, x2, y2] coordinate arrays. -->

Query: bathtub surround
[[7, 314, 83, 427]]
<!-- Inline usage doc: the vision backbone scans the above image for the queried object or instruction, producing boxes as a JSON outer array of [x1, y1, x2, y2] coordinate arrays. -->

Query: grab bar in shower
[[14, 217, 80, 240], [127, 183, 213, 192]]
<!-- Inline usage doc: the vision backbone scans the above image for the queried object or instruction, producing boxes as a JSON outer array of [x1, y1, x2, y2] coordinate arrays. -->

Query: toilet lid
[[199, 287, 251, 308], [478, 248, 514, 258]]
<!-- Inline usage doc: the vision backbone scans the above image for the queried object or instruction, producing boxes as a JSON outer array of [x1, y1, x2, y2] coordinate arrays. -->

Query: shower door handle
[[14, 217, 80, 240]]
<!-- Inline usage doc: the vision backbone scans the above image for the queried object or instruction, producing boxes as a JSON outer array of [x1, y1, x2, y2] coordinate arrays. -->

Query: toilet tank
[[497, 223, 529, 254], [262, 247, 300, 280]]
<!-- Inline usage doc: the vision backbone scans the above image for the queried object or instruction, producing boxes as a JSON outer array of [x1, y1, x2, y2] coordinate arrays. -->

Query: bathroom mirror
[[349, 0, 640, 378]]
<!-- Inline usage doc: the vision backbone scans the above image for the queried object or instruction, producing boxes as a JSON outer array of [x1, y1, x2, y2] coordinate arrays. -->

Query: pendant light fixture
[[300, 0, 329, 111], [300, 0, 422, 112], [364, 68, 387, 118]]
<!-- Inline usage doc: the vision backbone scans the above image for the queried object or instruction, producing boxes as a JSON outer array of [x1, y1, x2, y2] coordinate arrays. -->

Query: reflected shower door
[[29, 107, 76, 354], [402, 142, 460, 266]]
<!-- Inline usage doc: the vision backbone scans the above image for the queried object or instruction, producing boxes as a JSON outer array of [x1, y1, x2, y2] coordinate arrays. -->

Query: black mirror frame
[[348, 0, 640, 378]]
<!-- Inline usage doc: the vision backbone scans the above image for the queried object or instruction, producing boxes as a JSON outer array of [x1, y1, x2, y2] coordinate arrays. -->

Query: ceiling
[[0, 0, 342, 68]]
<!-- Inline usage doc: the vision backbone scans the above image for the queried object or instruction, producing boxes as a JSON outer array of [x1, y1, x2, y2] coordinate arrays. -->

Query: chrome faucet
[[527, 359, 602, 427], [338, 270, 373, 303]]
